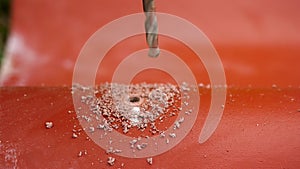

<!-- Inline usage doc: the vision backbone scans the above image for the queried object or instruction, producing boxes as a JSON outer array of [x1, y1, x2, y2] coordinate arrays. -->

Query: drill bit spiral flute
[[143, 0, 160, 57]]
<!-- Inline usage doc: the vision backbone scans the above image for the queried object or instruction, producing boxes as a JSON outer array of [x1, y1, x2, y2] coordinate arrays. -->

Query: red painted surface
[[0, 87, 300, 168], [0, 0, 300, 86], [0, 0, 300, 168]]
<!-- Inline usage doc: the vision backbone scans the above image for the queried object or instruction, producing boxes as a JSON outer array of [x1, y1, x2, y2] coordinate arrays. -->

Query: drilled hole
[[129, 96, 140, 103]]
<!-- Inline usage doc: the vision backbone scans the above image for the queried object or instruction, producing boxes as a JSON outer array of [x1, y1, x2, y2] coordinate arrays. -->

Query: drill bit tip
[[143, 0, 160, 57]]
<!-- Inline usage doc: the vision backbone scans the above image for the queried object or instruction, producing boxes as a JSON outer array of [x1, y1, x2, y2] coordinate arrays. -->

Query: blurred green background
[[0, 0, 11, 67]]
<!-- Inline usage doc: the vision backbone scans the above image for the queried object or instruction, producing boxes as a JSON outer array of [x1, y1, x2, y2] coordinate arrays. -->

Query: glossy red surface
[[1, 87, 300, 168], [0, 0, 299, 86], [0, 0, 300, 168]]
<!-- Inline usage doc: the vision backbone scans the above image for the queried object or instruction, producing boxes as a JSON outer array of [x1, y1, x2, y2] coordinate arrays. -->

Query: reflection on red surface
[[0, 0, 300, 168]]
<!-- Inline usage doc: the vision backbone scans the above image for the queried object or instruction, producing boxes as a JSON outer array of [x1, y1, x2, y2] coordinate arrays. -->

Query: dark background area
[[0, 0, 11, 66]]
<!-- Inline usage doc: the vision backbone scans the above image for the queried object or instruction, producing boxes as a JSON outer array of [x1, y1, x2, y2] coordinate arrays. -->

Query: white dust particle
[[45, 121, 53, 129], [147, 157, 153, 165], [198, 83, 204, 88], [174, 121, 180, 129], [106, 147, 122, 154], [174, 117, 185, 129], [169, 133, 176, 138], [89, 127, 95, 133], [72, 133, 78, 138], [130, 139, 138, 148], [106, 147, 113, 154], [159, 132, 166, 138], [107, 157, 115, 166], [114, 149, 122, 153], [136, 143, 148, 150]]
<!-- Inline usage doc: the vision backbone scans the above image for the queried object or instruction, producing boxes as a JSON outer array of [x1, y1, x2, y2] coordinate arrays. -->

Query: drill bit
[[143, 0, 160, 57]]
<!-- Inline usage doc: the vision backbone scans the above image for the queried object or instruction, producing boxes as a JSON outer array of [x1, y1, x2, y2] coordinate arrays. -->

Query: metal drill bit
[[143, 0, 160, 57]]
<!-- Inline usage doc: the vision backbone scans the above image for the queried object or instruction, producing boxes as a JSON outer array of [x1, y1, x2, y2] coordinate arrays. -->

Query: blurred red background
[[1, 0, 300, 87]]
